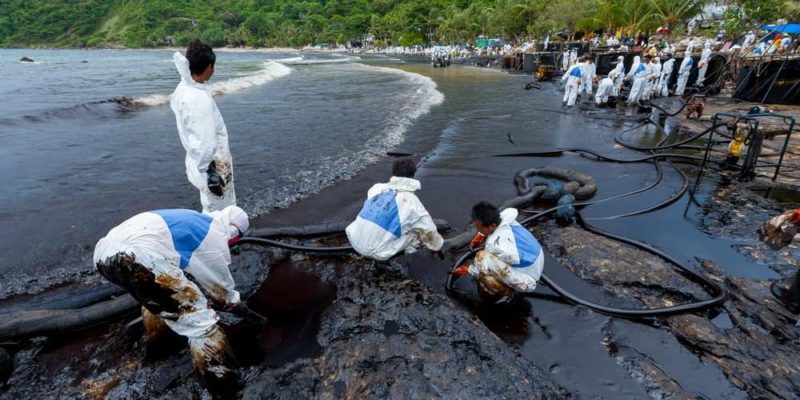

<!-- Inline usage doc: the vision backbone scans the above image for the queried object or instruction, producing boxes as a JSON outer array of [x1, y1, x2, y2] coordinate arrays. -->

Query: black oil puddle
[[226, 259, 335, 368]]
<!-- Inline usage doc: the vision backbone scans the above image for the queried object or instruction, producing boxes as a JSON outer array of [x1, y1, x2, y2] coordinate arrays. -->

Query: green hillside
[[0, 0, 794, 48]]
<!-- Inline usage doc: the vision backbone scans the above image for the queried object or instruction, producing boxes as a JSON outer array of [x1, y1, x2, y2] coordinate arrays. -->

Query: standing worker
[[611, 55, 625, 96], [346, 158, 443, 262], [675, 48, 694, 96], [561, 49, 570, 72], [171, 41, 236, 214], [93, 206, 255, 399], [658, 57, 675, 97], [696, 42, 712, 87], [626, 56, 647, 104], [562, 59, 584, 108], [452, 202, 544, 303], [639, 55, 655, 102], [581, 56, 596, 97], [649, 57, 662, 98]]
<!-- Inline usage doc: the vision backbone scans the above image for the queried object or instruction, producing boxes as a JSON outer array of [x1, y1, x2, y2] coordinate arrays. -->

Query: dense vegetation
[[0, 0, 797, 48]]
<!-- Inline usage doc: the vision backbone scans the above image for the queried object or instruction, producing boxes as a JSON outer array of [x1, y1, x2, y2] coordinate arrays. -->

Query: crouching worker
[[93, 206, 249, 399], [346, 158, 443, 263], [452, 202, 544, 303]]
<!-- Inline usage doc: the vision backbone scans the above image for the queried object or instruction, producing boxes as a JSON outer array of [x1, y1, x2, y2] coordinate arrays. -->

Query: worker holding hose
[[346, 158, 443, 263], [93, 206, 255, 400], [452, 202, 544, 303]]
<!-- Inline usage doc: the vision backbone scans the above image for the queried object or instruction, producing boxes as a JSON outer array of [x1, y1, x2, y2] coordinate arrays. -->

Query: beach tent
[[760, 24, 800, 34]]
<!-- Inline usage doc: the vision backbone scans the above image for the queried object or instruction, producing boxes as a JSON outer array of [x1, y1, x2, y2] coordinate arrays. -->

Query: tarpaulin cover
[[760, 24, 800, 34]]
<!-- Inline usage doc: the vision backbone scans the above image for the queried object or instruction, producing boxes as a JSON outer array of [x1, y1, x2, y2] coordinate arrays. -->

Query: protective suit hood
[[209, 205, 249, 239], [173, 52, 205, 89], [387, 176, 421, 192], [633, 56, 641, 63], [498, 208, 519, 228]]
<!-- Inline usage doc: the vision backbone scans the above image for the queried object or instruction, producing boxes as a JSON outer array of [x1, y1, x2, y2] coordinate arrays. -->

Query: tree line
[[0, 0, 797, 48]]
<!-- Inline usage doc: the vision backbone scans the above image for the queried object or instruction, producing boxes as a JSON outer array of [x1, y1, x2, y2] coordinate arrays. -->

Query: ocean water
[[0, 49, 441, 280]]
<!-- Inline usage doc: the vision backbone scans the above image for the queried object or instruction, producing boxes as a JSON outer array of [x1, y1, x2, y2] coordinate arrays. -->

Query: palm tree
[[616, 0, 658, 34], [510, 0, 542, 32], [783, 1, 800, 20], [577, 0, 623, 32], [649, 0, 705, 30]]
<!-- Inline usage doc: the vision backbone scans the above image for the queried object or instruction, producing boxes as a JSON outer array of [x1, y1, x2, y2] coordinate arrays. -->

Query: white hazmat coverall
[[93, 206, 248, 392], [659, 58, 675, 97], [595, 76, 615, 105], [627, 56, 647, 104], [170, 52, 236, 214], [562, 63, 583, 107], [346, 176, 443, 261], [466, 208, 544, 302], [611, 56, 625, 96], [583, 61, 596, 95], [696, 42, 712, 86], [675, 50, 694, 96], [649, 59, 662, 98]]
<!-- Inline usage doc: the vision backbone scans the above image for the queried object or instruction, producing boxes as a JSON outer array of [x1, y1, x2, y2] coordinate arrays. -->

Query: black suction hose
[[236, 236, 355, 254], [614, 124, 716, 152], [586, 160, 689, 220]]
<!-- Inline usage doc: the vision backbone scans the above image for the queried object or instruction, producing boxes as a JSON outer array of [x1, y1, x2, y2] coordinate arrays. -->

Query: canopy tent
[[760, 24, 800, 34]]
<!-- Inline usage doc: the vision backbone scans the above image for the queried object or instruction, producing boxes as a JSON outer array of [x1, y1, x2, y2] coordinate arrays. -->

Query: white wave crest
[[134, 61, 292, 106], [275, 56, 356, 65], [272, 56, 303, 63], [255, 63, 444, 212], [354, 63, 444, 153]]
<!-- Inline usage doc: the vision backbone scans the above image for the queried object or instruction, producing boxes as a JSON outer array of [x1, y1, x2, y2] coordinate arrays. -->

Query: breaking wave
[[240, 63, 445, 213], [134, 61, 292, 106], [273, 55, 359, 65]]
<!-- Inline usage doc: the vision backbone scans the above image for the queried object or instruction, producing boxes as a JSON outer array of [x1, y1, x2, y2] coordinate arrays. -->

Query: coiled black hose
[[446, 161, 726, 318]]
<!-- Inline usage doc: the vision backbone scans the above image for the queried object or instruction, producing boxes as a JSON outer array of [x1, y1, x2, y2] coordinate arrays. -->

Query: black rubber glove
[[206, 163, 225, 197]]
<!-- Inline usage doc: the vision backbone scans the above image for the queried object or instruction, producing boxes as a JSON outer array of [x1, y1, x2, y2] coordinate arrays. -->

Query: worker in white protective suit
[[170, 41, 236, 214], [452, 202, 544, 303], [640, 56, 655, 102], [595, 73, 616, 106], [569, 49, 578, 66], [94, 206, 254, 400], [611, 55, 626, 96], [649, 57, 662, 98], [626, 56, 648, 104], [561, 60, 583, 108], [675, 48, 694, 96], [696, 42, 712, 87], [346, 158, 443, 262], [581, 56, 596, 96], [561, 49, 570, 71], [658, 57, 675, 97], [742, 31, 756, 49]]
